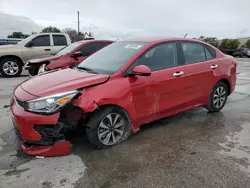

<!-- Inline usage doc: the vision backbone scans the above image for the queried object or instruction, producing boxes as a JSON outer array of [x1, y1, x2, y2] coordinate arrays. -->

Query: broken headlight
[[26, 90, 78, 114]]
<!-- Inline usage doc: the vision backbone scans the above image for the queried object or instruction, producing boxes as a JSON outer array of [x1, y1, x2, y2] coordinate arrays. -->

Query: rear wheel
[[205, 81, 228, 112], [0, 57, 22, 77], [86, 106, 131, 149]]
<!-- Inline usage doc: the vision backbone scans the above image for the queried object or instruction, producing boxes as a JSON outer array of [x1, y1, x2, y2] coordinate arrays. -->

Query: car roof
[[119, 37, 204, 43], [77, 39, 114, 43]]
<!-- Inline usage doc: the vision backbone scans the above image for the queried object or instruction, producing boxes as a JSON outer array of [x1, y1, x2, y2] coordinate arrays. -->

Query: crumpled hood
[[28, 55, 62, 64], [21, 68, 110, 97]]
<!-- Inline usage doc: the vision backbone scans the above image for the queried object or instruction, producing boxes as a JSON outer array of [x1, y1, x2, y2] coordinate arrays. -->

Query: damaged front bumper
[[11, 98, 71, 157]]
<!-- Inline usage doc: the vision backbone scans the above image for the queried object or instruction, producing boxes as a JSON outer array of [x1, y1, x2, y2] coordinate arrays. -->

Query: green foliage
[[244, 39, 250, 48], [198, 36, 205, 40], [219, 39, 240, 50], [7, 32, 30, 39], [41, 26, 61, 33], [203, 37, 219, 48]]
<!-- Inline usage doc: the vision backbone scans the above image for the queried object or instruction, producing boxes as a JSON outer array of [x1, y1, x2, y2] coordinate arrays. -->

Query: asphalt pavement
[[0, 59, 250, 188]]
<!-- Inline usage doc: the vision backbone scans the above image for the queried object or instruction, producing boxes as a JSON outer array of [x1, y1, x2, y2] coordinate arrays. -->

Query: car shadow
[[0, 74, 29, 78]]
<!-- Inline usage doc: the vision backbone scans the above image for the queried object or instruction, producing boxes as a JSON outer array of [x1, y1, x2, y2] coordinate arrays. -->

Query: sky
[[0, 0, 250, 39]]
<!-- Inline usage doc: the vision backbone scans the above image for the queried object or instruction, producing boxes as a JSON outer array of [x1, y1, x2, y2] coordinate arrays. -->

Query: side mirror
[[71, 51, 82, 58], [25, 41, 33, 47], [130, 65, 151, 77]]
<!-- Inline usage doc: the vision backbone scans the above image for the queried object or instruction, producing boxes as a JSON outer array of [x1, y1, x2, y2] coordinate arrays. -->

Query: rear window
[[53, 35, 67, 46], [205, 45, 216, 58]]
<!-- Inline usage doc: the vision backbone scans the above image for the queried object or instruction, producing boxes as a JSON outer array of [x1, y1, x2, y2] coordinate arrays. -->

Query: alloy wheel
[[213, 86, 227, 109], [98, 113, 125, 146], [3, 61, 19, 76]]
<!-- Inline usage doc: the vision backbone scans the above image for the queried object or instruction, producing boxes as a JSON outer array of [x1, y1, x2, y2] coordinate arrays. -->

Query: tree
[[62, 28, 77, 41], [243, 39, 250, 48], [41, 26, 61, 33], [7, 32, 30, 38], [219, 39, 240, 50], [198, 36, 205, 40], [203, 37, 219, 48]]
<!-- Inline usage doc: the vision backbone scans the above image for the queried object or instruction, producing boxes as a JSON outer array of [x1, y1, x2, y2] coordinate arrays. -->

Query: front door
[[22, 34, 52, 62], [128, 42, 186, 123]]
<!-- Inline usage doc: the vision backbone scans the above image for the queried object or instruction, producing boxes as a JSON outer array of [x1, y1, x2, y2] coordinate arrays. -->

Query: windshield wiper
[[76, 66, 99, 74]]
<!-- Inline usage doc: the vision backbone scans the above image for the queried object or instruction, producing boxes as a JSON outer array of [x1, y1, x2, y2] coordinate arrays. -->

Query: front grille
[[15, 98, 25, 109]]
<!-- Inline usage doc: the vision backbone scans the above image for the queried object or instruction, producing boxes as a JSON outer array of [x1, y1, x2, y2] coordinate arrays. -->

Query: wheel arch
[[0, 55, 24, 66], [218, 78, 231, 95], [87, 103, 136, 132]]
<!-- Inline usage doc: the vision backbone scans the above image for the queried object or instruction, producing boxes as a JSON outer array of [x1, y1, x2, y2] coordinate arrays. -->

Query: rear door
[[52, 34, 68, 53], [179, 41, 218, 107], [127, 42, 187, 123]]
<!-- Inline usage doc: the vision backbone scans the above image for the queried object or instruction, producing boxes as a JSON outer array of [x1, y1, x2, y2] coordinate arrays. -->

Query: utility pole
[[77, 11, 80, 34]]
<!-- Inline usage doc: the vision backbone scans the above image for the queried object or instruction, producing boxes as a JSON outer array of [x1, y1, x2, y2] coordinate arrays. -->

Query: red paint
[[21, 141, 71, 157], [11, 37, 237, 156], [132, 65, 152, 76], [11, 89, 60, 140], [21, 68, 110, 96], [29, 40, 113, 71]]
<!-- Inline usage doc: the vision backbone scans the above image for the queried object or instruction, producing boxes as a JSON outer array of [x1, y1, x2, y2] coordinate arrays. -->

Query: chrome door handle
[[173, 71, 184, 77], [211, 64, 218, 69]]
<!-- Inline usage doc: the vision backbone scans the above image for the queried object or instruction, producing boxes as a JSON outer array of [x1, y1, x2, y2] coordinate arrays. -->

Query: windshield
[[77, 42, 148, 75], [17, 35, 35, 45], [56, 42, 84, 56]]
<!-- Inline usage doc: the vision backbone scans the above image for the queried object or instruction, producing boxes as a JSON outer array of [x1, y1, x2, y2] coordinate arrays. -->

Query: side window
[[181, 42, 206, 64], [79, 43, 104, 56], [53, 35, 67, 46], [205, 45, 216, 58], [134, 42, 178, 71], [205, 47, 213, 60], [32, 35, 50, 46]]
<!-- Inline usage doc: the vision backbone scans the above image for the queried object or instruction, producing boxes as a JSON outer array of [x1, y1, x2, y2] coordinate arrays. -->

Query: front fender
[[72, 95, 99, 112], [72, 93, 139, 132]]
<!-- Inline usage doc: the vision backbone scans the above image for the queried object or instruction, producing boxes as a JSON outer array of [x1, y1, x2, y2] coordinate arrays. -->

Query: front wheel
[[86, 106, 131, 149], [28, 66, 39, 77], [0, 57, 22, 77], [205, 81, 228, 112]]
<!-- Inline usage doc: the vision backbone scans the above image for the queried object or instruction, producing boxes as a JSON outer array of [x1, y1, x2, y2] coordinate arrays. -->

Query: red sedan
[[24, 39, 113, 76], [11, 37, 237, 156]]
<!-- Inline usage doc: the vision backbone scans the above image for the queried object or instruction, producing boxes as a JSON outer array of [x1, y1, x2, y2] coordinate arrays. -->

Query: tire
[[0, 57, 22, 77], [86, 106, 131, 149], [28, 66, 39, 77], [205, 81, 228, 113]]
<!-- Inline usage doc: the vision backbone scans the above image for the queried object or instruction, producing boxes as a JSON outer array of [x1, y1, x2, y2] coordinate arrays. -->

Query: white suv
[[0, 33, 71, 77]]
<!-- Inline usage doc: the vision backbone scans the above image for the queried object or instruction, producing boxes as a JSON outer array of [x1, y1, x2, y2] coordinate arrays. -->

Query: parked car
[[0, 38, 22, 45], [11, 37, 237, 156], [24, 39, 114, 76], [232, 48, 250, 57], [247, 50, 250, 57], [0, 33, 71, 77]]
